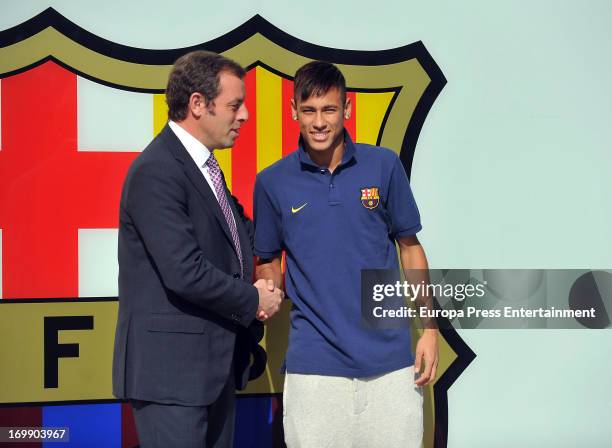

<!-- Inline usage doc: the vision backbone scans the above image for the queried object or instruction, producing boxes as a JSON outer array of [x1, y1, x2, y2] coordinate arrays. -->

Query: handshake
[[254, 279, 284, 321]]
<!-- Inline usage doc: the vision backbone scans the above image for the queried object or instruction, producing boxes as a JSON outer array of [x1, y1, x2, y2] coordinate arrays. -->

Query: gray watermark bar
[[361, 269, 611, 329]]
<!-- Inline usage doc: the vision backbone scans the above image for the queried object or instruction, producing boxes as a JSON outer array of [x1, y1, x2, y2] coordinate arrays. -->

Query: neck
[[175, 118, 212, 149], [305, 133, 345, 173]]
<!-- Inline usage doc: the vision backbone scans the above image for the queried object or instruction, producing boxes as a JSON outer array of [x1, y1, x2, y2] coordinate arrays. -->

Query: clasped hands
[[254, 279, 284, 321]]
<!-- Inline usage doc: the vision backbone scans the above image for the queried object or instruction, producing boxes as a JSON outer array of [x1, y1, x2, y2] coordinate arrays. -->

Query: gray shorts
[[283, 366, 423, 448]]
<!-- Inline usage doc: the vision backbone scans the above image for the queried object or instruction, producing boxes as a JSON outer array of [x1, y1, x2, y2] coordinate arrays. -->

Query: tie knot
[[206, 152, 219, 170]]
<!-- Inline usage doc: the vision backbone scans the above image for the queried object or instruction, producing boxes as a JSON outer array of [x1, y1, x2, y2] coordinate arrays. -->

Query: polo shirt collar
[[298, 130, 357, 170]]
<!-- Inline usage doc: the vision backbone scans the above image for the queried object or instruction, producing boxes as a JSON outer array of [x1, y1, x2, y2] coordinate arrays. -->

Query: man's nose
[[237, 103, 249, 122], [313, 112, 325, 129]]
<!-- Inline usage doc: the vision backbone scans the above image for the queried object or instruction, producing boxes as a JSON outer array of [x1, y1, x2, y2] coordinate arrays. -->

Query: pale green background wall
[[2, 1, 611, 446]]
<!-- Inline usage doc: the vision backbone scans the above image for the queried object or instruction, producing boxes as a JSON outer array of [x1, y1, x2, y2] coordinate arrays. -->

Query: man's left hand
[[414, 329, 439, 386]]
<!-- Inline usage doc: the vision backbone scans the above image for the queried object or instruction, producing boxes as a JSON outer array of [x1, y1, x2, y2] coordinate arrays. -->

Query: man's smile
[[310, 130, 330, 141]]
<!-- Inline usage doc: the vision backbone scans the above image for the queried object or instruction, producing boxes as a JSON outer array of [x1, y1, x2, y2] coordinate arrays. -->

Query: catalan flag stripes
[[152, 66, 395, 217]]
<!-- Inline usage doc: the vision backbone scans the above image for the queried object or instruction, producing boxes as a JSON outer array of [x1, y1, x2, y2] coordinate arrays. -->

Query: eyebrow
[[300, 104, 339, 110]]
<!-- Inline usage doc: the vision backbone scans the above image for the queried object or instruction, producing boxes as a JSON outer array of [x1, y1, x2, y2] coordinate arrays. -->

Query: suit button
[[232, 273, 240, 279], [231, 314, 240, 321]]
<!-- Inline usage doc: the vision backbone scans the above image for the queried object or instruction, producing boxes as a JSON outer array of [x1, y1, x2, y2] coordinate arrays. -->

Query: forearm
[[166, 260, 259, 326], [398, 236, 437, 330], [398, 237, 428, 271], [255, 256, 283, 289]]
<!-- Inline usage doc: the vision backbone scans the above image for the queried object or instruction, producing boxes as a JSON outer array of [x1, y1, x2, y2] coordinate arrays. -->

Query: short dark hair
[[166, 50, 246, 121], [293, 61, 346, 104]]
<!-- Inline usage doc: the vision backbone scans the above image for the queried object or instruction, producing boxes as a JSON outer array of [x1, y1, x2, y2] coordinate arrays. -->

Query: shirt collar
[[168, 120, 212, 168], [297, 130, 357, 170]]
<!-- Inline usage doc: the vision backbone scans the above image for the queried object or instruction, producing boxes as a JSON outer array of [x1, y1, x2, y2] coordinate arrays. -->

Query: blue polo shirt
[[253, 133, 422, 377]]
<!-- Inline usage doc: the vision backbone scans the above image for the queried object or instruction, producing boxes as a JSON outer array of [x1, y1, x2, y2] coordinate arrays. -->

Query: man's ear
[[188, 92, 206, 119], [344, 95, 352, 120], [290, 98, 298, 120]]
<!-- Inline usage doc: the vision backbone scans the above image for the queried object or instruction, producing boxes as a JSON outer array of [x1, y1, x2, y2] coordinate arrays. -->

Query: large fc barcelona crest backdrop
[[0, 8, 474, 447]]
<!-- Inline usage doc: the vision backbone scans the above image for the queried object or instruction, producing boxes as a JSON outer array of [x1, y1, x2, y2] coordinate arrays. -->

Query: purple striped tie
[[205, 152, 244, 278]]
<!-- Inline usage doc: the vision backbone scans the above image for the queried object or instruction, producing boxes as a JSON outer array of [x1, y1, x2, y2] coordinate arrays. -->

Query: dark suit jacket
[[112, 124, 260, 406]]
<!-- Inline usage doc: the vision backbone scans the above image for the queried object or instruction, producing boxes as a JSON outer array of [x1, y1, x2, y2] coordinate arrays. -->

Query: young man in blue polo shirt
[[254, 61, 438, 447]]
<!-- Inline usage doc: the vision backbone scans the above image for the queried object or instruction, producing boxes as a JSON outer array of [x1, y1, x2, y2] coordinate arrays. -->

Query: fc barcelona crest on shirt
[[361, 187, 380, 209]]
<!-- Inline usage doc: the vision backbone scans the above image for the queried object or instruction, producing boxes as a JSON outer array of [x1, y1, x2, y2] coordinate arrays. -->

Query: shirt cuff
[[253, 248, 282, 259], [394, 223, 422, 238]]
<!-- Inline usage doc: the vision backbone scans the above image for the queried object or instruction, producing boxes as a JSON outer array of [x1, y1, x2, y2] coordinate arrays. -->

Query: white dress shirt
[[168, 120, 219, 200]]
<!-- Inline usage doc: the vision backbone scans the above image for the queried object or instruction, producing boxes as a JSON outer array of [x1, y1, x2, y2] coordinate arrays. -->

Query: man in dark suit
[[112, 51, 283, 448]]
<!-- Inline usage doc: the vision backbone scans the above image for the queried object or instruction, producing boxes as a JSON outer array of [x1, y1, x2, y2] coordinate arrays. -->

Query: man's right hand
[[254, 279, 283, 321]]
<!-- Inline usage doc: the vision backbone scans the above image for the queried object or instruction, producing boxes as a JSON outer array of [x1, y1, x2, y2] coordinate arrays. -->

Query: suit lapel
[[225, 187, 254, 278], [159, 125, 237, 255]]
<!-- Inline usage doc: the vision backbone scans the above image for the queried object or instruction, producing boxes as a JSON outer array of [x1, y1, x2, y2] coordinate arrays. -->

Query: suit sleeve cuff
[[235, 284, 259, 328]]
